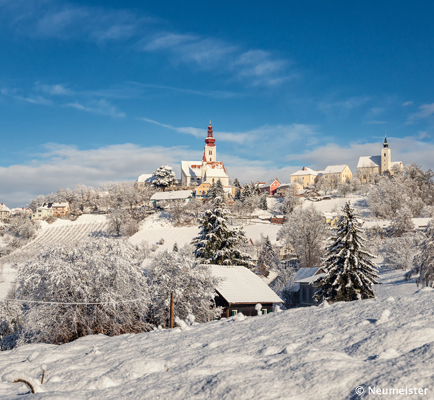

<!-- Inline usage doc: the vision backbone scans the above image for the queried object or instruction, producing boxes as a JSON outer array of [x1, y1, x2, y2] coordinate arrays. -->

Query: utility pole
[[170, 291, 174, 329]]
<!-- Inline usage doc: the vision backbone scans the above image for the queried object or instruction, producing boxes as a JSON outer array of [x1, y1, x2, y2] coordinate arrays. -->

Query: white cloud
[[407, 103, 434, 123], [65, 99, 125, 118], [402, 101, 413, 107], [318, 96, 371, 113]]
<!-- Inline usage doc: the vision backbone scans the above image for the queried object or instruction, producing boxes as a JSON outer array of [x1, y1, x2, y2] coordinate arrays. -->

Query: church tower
[[203, 121, 216, 163], [380, 133, 391, 175]]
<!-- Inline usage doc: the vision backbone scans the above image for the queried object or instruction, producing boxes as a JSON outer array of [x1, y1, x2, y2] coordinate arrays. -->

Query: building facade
[[357, 134, 403, 183]]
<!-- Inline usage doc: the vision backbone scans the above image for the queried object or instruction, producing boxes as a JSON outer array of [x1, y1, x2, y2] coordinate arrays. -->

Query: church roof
[[357, 156, 381, 168], [204, 168, 229, 178], [291, 167, 319, 176], [181, 161, 203, 178]]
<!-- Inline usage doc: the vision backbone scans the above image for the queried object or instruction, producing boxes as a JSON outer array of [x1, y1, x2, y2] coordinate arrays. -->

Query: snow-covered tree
[[152, 165, 177, 191], [7, 215, 39, 240], [405, 221, 434, 286], [281, 184, 301, 214], [233, 178, 242, 200], [192, 196, 254, 268], [147, 248, 222, 327], [210, 179, 225, 200], [0, 300, 22, 350], [315, 202, 380, 303], [381, 232, 423, 270], [277, 206, 328, 268], [16, 238, 151, 345], [261, 195, 268, 210], [390, 206, 415, 237], [257, 236, 280, 276], [241, 183, 252, 201], [337, 180, 352, 197]]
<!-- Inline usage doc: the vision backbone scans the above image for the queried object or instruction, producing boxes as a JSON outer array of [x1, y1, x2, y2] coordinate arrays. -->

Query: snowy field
[[1, 267, 432, 400]]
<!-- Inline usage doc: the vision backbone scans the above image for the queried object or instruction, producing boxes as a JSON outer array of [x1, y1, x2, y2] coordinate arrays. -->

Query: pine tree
[[210, 179, 225, 199], [241, 183, 251, 201], [233, 178, 242, 200], [192, 196, 254, 268], [258, 236, 280, 276], [315, 202, 380, 303], [261, 195, 268, 210]]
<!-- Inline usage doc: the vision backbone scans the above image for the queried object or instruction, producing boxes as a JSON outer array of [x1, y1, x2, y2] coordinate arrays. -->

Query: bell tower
[[203, 121, 216, 163], [381, 133, 391, 175]]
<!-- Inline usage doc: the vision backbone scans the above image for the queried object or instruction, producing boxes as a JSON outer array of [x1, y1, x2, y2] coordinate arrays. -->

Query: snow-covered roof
[[294, 267, 322, 282], [296, 273, 327, 284], [259, 179, 280, 188], [151, 190, 193, 201], [391, 161, 403, 168], [137, 174, 155, 183], [357, 156, 381, 168], [181, 161, 203, 178], [52, 202, 69, 207], [210, 265, 283, 304], [322, 164, 349, 174], [291, 167, 319, 176], [0, 203, 10, 212]]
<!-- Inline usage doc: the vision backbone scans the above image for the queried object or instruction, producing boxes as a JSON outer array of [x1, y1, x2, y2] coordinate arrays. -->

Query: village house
[[259, 178, 281, 196], [290, 167, 319, 188], [210, 265, 283, 317], [275, 182, 303, 197], [317, 164, 353, 184], [136, 174, 155, 188], [32, 203, 54, 220], [357, 134, 403, 183], [291, 267, 325, 306], [194, 182, 211, 200], [10, 207, 32, 215], [181, 122, 230, 187], [0, 203, 11, 219], [51, 202, 70, 218], [150, 190, 193, 208]]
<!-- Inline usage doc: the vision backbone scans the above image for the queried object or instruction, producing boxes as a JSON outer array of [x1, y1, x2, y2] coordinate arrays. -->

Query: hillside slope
[[0, 269, 432, 400]]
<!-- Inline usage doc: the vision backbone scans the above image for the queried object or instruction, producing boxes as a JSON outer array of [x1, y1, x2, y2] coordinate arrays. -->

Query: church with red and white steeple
[[181, 122, 230, 187]]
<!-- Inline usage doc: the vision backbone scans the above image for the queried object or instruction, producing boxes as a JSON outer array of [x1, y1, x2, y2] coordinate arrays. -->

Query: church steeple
[[383, 133, 389, 148], [205, 121, 215, 147]]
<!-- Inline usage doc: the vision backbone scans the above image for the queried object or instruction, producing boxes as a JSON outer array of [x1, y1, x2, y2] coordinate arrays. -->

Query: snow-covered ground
[[0, 263, 16, 301], [1, 267, 431, 399]]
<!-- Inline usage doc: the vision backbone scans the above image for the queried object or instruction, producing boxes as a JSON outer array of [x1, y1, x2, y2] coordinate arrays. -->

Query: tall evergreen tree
[[258, 236, 280, 276], [241, 183, 251, 201], [233, 178, 242, 200], [210, 179, 225, 199], [315, 202, 380, 303], [192, 196, 254, 268], [261, 195, 268, 210]]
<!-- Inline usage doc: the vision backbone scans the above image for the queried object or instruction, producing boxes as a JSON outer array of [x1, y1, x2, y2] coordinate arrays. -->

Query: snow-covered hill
[[1, 268, 432, 400]]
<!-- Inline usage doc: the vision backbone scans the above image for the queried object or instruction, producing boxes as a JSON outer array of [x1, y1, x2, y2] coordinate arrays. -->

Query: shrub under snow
[[15, 238, 151, 345]]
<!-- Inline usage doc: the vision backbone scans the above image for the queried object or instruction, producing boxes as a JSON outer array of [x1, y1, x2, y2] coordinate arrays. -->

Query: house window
[[230, 310, 238, 316], [262, 309, 268, 315], [209, 151, 212, 155]]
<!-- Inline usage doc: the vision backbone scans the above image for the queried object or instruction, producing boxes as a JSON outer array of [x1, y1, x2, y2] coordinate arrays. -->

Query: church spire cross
[[383, 133, 389, 148]]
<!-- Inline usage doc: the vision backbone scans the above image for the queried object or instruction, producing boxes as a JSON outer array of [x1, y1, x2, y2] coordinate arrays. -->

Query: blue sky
[[1, 0, 434, 206]]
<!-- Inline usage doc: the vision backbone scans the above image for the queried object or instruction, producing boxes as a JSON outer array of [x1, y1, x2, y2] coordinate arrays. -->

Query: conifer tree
[[192, 196, 254, 268], [233, 178, 242, 200], [261, 195, 268, 210], [210, 179, 225, 199], [258, 236, 280, 276], [315, 202, 379, 303], [241, 183, 251, 201]]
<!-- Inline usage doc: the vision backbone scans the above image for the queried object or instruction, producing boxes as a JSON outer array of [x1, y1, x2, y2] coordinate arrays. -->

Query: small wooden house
[[291, 267, 325, 306], [210, 265, 283, 317]]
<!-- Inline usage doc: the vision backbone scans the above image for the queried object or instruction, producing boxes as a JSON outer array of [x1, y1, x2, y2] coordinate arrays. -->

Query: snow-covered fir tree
[[152, 165, 177, 191], [147, 247, 222, 327], [233, 178, 242, 200], [281, 184, 301, 214], [257, 235, 280, 276], [16, 238, 151, 345], [210, 179, 225, 199], [241, 182, 252, 201], [261, 195, 268, 210], [192, 196, 254, 268], [315, 202, 380, 303]]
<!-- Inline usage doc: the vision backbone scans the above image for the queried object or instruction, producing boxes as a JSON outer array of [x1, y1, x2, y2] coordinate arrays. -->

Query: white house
[[181, 122, 230, 187], [136, 174, 155, 188], [0, 203, 11, 219], [150, 190, 193, 208]]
